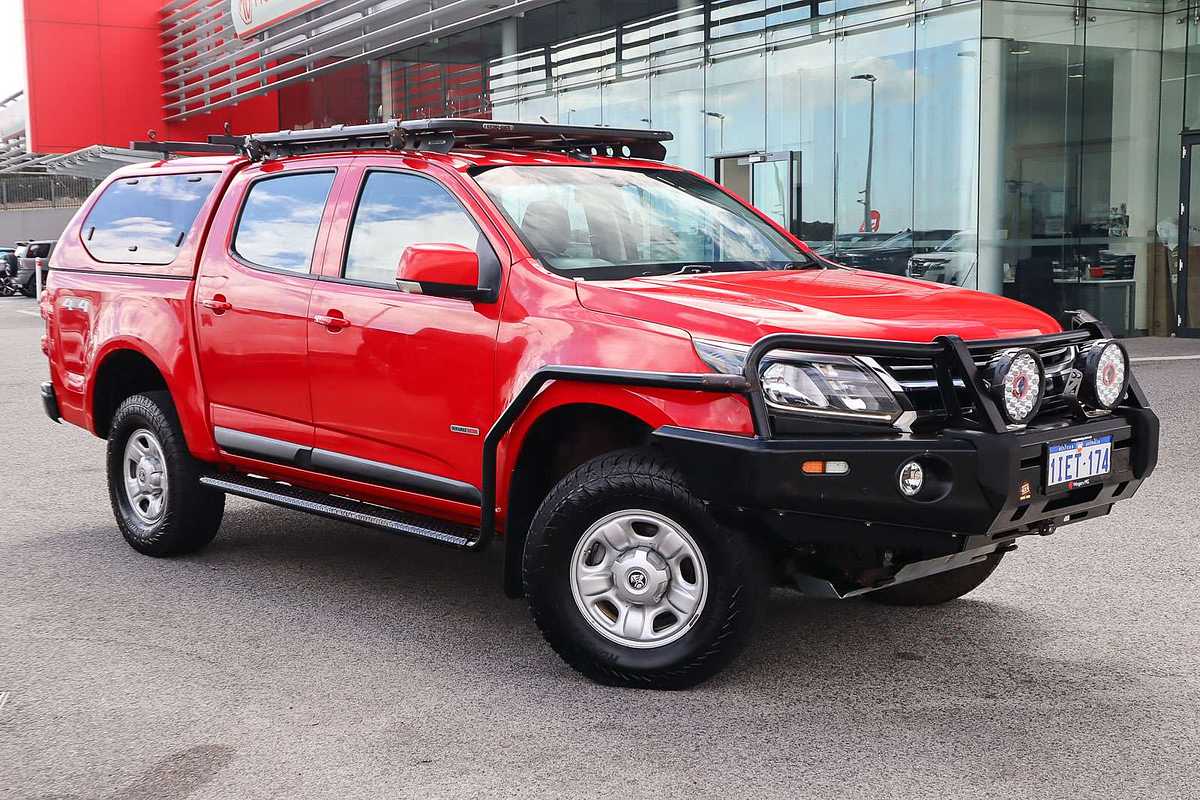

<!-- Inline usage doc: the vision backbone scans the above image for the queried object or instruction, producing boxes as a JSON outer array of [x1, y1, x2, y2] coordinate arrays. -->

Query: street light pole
[[851, 73, 877, 233]]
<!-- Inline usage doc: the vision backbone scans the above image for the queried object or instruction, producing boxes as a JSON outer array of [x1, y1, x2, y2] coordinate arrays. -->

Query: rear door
[[194, 158, 345, 452], [304, 159, 506, 505]]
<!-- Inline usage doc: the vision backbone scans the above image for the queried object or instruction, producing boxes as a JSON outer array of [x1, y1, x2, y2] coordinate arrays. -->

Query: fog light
[[980, 347, 1045, 426], [898, 460, 924, 497], [1080, 340, 1129, 411]]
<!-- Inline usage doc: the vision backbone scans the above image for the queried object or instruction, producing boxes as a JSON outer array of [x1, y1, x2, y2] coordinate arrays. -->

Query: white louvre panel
[[160, 0, 562, 122], [0, 91, 34, 173], [0, 145, 157, 178]]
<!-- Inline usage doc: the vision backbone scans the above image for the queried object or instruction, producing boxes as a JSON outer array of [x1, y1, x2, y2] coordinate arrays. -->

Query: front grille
[[873, 341, 1079, 428]]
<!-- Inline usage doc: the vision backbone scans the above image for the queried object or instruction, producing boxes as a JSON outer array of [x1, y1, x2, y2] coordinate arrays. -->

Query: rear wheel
[[523, 449, 765, 689], [106, 391, 224, 556], [864, 552, 1004, 606]]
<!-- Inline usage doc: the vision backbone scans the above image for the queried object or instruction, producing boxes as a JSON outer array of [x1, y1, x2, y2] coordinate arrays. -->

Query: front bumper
[[653, 407, 1158, 543]]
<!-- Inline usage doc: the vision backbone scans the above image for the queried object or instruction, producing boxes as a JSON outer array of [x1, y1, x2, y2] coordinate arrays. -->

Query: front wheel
[[106, 391, 225, 556], [523, 449, 765, 690]]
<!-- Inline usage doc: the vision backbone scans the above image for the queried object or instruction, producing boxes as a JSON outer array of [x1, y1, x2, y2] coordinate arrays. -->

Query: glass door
[[715, 151, 801, 235], [752, 158, 790, 230], [1182, 136, 1200, 337]]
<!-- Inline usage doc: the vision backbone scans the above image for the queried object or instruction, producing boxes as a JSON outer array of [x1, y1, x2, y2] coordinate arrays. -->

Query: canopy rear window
[[82, 173, 219, 266]]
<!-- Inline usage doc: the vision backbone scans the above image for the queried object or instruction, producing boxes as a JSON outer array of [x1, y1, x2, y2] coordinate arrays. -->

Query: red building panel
[[22, 0, 280, 154]]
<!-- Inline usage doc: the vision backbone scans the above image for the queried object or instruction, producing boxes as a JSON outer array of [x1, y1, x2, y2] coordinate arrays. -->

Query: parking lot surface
[[1, 296, 1197, 799]]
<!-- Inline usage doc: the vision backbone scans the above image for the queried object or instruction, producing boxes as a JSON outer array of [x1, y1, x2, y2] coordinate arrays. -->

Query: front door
[[1179, 135, 1200, 337], [305, 161, 505, 507]]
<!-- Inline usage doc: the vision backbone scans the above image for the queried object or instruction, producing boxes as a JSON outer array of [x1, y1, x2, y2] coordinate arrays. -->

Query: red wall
[[23, 0, 280, 154]]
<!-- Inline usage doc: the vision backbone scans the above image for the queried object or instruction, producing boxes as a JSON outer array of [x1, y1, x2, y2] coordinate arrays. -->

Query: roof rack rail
[[128, 138, 244, 158], [242, 118, 673, 162]]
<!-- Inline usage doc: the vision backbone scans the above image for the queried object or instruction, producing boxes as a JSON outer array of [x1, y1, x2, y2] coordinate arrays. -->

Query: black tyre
[[523, 448, 765, 690], [19, 277, 35, 298], [864, 552, 1004, 606], [106, 391, 224, 556]]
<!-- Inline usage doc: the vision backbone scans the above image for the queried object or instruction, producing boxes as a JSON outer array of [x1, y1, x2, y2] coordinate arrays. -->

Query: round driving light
[[1081, 340, 1129, 410], [981, 348, 1044, 426], [898, 460, 924, 497]]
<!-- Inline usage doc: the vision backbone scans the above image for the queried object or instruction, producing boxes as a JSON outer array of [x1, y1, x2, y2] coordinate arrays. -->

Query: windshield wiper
[[637, 264, 713, 277]]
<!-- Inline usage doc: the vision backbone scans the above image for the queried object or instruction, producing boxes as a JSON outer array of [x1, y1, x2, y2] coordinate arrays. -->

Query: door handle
[[313, 313, 351, 331], [199, 295, 231, 314]]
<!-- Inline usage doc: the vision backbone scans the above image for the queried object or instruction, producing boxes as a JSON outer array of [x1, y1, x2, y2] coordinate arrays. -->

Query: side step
[[200, 472, 480, 549]]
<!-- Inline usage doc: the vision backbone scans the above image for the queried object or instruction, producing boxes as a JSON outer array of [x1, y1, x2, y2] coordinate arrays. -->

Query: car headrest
[[520, 200, 570, 257]]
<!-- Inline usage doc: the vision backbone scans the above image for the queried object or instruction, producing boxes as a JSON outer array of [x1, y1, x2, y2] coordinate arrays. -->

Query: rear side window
[[82, 173, 219, 265], [343, 171, 483, 285], [233, 172, 336, 274]]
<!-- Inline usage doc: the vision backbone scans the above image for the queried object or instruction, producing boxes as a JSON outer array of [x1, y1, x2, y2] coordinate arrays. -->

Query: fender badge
[[450, 424, 480, 436]]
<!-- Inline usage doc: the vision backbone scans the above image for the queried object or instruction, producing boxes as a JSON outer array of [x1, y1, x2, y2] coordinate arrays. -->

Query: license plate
[[1046, 434, 1112, 489]]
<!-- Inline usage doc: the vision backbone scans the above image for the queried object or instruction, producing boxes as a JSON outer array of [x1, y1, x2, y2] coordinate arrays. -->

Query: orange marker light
[[802, 460, 850, 476]]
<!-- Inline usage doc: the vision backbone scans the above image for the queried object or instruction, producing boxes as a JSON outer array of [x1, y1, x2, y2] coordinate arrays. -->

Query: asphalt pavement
[[1, 295, 1197, 799]]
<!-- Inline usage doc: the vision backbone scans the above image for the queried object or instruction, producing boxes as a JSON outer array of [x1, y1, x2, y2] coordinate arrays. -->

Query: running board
[[200, 473, 480, 549]]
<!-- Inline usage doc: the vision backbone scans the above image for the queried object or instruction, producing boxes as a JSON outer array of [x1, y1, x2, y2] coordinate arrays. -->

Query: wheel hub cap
[[570, 510, 709, 649], [122, 428, 168, 525], [612, 549, 670, 605]]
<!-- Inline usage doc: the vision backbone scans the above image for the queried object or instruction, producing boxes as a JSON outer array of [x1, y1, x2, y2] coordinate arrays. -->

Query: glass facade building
[[273, 0, 1200, 337]]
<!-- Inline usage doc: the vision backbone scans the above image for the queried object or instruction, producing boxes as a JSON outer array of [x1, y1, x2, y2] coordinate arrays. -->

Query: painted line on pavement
[[1131, 354, 1200, 363]]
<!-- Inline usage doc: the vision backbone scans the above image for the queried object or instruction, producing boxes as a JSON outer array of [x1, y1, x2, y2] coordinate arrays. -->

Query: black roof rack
[[243, 118, 671, 161], [128, 139, 243, 157], [129, 119, 673, 163]]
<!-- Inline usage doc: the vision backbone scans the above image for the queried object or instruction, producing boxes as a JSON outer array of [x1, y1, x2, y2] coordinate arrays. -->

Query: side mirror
[[396, 243, 488, 301]]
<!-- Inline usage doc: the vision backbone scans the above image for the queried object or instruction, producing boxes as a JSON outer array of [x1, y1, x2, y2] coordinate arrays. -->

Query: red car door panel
[[306, 160, 505, 499], [194, 160, 344, 449]]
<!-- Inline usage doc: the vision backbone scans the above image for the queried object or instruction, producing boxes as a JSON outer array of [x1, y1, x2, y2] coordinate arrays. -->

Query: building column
[[977, 36, 1008, 297], [1109, 48, 1160, 332], [380, 59, 395, 120]]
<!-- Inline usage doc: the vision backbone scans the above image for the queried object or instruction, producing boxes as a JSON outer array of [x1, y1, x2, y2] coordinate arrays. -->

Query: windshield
[[936, 232, 975, 252], [472, 165, 813, 280], [872, 229, 912, 249]]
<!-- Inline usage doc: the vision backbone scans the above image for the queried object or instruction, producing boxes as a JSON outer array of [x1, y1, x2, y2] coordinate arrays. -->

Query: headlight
[[693, 339, 748, 375], [760, 352, 902, 423], [1080, 339, 1129, 410], [980, 347, 1044, 425], [694, 340, 903, 424]]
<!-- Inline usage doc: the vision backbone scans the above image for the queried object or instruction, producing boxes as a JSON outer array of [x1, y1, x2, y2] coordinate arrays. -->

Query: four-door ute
[[38, 119, 1159, 689]]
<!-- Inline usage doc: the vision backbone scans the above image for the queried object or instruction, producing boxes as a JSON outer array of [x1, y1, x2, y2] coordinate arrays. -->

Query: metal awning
[[0, 145, 158, 178], [161, 0, 560, 122]]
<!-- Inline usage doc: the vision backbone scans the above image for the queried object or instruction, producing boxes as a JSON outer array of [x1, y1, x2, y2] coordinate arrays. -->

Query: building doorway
[[714, 151, 802, 237], [1180, 134, 1200, 337]]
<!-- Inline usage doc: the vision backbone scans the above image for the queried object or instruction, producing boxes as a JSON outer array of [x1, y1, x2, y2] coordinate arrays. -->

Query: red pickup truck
[[39, 120, 1158, 689]]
